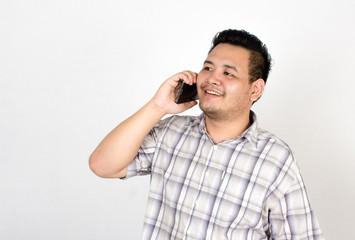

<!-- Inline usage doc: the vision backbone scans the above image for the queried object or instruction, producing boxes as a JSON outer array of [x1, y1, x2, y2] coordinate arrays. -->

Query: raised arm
[[89, 71, 198, 178]]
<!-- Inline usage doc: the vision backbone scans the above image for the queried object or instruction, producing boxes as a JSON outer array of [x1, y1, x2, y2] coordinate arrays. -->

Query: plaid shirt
[[126, 112, 323, 239]]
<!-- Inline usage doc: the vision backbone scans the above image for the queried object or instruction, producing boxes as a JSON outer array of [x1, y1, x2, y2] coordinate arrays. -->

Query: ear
[[250, 78, 265, 102]]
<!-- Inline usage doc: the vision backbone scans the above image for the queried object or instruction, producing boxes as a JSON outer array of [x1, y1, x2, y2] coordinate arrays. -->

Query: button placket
[[184, 144, 216, 238]]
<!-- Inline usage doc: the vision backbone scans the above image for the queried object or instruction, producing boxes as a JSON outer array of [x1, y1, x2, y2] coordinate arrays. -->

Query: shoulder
[[253, 129, 306, 197], [156, 114, 200, 131], [254, 128, 300, 175], [150, 114, 202, 150], [257, 128, 293, 153], [248, 112, 294, 163]]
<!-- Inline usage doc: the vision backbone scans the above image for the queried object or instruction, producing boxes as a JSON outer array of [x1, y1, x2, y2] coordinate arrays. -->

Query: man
[[89, 29, 323, 239]]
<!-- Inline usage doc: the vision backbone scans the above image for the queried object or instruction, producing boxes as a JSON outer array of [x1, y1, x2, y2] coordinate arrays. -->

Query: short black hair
[[209, 29, 272, 84]]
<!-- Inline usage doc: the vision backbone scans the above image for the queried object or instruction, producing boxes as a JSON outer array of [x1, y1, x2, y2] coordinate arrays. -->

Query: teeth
[[206, 90, 222, 96]]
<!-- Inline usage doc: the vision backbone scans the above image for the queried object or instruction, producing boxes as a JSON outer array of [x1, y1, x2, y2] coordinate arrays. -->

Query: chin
[[199, 103, 223, 120]]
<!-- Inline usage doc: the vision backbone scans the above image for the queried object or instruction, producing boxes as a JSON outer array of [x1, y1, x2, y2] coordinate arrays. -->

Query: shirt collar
[[242, 111, 260, 148], [195, 111, 260, 148]]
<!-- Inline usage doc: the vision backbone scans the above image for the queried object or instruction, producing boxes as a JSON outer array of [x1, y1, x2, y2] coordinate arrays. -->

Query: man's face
[[197, 43, 254, 122]]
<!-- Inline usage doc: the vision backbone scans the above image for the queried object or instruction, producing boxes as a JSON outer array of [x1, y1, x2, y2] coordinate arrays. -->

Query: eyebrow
[[204, 60, 238, 73]]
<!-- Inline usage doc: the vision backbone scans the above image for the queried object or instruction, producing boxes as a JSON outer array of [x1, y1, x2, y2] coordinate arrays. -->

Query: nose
[[206, 71, 222, 86]]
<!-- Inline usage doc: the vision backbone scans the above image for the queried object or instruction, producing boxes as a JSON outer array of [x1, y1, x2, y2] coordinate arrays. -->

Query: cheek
[[224, 83, 238, 95], [224, 84, 251, 103], [196, 74, 207, 96], [196, 73, 205, 87]]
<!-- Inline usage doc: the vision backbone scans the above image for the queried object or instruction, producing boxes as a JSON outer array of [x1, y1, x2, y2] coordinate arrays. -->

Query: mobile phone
[[175, 81, 198, 104]]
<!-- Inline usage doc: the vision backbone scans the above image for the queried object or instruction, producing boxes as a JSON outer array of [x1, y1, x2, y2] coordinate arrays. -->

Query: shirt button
[[205, 171, 209, 177], [213, 145, 218, 150]]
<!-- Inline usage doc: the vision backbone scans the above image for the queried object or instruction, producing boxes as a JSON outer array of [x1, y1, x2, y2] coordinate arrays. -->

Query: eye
[[204, 66, 212, 71], [224, 71, 232, 76]]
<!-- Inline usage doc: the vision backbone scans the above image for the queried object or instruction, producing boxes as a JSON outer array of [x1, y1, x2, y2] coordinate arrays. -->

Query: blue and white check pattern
[[126, 112, 323, 239]]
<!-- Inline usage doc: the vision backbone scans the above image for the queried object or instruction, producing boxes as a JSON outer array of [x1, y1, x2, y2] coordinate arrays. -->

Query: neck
[[205, 112, 251, 144]]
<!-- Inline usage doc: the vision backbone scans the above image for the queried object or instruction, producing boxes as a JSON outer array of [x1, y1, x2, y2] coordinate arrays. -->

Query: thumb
[[181, 100, 198, 110]]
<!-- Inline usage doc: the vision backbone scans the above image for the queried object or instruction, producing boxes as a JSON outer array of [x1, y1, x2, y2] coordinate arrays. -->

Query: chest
[[150, 136, 277, 229]]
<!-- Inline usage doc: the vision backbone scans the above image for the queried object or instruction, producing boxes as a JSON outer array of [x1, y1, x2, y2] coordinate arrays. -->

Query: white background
[[1, 0, 354, 239]]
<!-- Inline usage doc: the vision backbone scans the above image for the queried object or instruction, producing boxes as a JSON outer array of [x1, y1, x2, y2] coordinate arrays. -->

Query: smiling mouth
[[205, 90, 223, 97]]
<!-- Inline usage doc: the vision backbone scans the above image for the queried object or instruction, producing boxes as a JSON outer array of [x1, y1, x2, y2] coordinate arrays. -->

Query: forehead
[[207, 43, 250, 67]]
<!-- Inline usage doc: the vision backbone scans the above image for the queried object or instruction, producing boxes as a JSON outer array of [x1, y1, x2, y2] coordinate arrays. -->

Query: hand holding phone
[[175, 80, 198, 104]]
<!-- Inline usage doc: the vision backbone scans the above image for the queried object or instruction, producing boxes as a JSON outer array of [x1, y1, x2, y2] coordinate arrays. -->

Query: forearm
[[89, 100, 166, 178], [89, 71, 198, 178]]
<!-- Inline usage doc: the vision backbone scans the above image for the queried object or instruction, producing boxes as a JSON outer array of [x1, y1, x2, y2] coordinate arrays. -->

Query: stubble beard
[[199, 103, 228, 122], [199, 92, 250, 123]]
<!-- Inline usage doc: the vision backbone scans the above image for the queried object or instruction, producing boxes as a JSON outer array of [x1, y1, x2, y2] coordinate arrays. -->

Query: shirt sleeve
[[125, 116, 172, 179], [125, 128, 157, 178], [267, 172, 323, 239]]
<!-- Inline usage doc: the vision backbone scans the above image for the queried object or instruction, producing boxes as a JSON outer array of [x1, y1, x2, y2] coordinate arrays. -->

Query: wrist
[[145, 100, 169, 119]]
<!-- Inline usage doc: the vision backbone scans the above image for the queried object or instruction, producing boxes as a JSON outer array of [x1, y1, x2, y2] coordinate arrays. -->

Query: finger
[[180, 71, 197, 85], [191, 72, 198, 84], [172, 72, 190, 85]]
